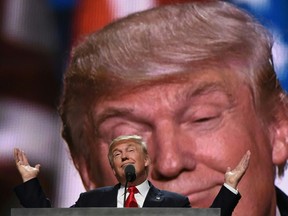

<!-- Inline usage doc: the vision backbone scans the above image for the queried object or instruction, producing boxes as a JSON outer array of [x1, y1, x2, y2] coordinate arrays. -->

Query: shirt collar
[[119, 180, 150, 196]]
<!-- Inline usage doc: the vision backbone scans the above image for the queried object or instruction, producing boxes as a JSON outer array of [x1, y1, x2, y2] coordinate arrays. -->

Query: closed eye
[[127, 148, 135, 152], [113, 152, 121, 158], [194, 116, 217, 123]]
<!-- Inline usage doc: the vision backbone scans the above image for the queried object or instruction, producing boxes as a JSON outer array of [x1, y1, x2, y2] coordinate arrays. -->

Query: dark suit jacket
[[15, 178, 241, 216], [276, 187, 288, 216]]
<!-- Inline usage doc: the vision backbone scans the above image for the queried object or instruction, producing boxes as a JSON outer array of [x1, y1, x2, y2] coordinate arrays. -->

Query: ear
[[144, 155, 151, 167], [272, 126, 288, 165], [271, 105, 288, 165], [112, 168, 116, 176], [73, 156, 96, 191]]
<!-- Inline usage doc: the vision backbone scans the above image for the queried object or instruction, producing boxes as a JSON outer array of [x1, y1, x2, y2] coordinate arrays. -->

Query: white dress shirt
[[117, 180, 150, 207]]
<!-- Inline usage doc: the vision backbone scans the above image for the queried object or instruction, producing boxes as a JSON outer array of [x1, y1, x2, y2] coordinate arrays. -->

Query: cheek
[[191, 117, 265, 170], [89, 141, 117, 186], [112, 158, 123, 170]]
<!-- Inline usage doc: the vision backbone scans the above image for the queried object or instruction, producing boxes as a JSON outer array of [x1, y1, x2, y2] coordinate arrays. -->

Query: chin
[[187, 191, 216, 208]]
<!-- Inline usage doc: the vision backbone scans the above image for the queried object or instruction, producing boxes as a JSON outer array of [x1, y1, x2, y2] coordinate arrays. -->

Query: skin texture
[[81, 69, 287, 215]]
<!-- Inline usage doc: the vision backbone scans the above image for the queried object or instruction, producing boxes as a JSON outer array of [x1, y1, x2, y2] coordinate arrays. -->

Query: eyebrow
[[95, 107, 134, 129], [112, 144, 135, 153], [95, 82, 233, 128], [183, 82, 233, 103]]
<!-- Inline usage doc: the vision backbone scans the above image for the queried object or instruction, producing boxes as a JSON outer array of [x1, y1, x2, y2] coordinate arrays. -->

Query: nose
[[149, 121, 196, 180], [121, 152, 129, 162]]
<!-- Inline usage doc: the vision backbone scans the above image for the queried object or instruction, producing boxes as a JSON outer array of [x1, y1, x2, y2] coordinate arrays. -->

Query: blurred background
[[0, 0, 287, 215]]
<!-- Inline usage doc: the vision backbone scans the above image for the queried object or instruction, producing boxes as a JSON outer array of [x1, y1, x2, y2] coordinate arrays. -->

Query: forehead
[[131, 69, 238, 94], [99, 68, 237, 97], [95, 69, 245, 111], [110, 139, 140, 151]]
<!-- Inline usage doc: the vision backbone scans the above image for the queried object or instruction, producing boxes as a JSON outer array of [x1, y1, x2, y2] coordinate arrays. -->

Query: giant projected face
[[3, 0, 287, 214], [78, 69, 284, 215]]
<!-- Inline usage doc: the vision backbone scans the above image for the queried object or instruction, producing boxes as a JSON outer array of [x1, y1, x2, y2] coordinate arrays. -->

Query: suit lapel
[[108, 184, 120, 207], [96, 184, 119, 207], [143, 182, 165, 207]]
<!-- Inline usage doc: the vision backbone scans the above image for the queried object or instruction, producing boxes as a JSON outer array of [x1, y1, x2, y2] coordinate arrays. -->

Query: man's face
[[110, 140, 150, 185], [86, 69, 279, 215]]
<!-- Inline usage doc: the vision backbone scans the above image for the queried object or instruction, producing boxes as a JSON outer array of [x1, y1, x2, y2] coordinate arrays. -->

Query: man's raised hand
[[14, 148, 40, 182], [224, 150, 251, 189]]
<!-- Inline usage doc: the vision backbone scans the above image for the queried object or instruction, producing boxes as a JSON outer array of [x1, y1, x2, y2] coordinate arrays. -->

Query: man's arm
[[13, 148, 51, 207], [14, 178, 51, 208]]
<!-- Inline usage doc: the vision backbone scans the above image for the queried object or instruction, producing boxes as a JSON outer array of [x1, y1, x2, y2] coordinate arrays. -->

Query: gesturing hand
[[14, 148, 40, 182], [224, 150, 251, 189]]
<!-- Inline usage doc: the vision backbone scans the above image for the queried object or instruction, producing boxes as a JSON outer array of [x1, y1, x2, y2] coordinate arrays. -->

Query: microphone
[[123, 164, 136, 207], [125, 164, 136, 182]]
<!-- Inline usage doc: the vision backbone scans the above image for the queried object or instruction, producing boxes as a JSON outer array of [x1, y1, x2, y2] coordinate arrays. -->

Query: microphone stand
[[123, 180, 129, 208]]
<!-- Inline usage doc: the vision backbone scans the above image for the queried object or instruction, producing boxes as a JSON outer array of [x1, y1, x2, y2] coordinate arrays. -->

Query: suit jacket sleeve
[[210, 186, 241, 216], [14, 178, 51, 208]]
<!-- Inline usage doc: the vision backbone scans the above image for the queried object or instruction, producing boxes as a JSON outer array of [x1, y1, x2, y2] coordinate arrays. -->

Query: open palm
[[225, 150, 250, 189], [14, 148, 40, 182]]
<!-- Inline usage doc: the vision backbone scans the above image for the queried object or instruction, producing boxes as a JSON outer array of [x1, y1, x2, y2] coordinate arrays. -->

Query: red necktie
[[125, 186, 139, 207]]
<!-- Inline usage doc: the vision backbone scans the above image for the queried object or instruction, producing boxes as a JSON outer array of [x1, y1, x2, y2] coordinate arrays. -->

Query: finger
[[234, 150, 251, 176], [226, 166, 231, 172], [239, 150, 251, 170], [15, 149, 25, 166], [35, 164, 41, 171], [21, 150, 29, 165], [17, 150, 24, 163], [14, 148, 20, 163]]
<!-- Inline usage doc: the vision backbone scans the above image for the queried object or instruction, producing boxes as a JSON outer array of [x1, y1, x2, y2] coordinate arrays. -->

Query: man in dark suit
[[14, 135, 250, 216]]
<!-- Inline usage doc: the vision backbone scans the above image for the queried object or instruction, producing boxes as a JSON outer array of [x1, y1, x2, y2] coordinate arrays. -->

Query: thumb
[[35, 164, 41, 171], [226, 166, 231, 172]]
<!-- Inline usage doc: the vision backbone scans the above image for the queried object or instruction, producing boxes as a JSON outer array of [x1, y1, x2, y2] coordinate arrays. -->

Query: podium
[[11, 208, 220, 216]]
